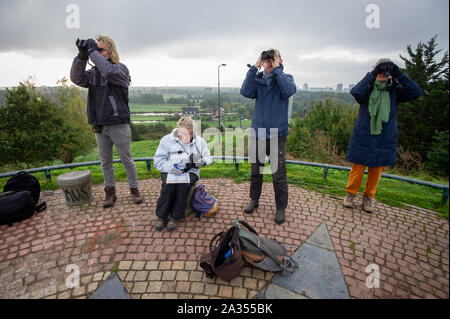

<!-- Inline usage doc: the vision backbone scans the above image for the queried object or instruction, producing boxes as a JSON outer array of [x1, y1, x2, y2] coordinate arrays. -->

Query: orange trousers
[[345, 164, 385, 199]]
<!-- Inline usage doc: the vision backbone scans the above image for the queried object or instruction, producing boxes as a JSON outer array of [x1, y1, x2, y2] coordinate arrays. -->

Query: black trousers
[[249, 136, 288, 210], [155, 172, 199, 220]]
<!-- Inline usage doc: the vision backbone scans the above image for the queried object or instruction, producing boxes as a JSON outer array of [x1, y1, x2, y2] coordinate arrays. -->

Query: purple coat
[[70, 51, 131, 126]]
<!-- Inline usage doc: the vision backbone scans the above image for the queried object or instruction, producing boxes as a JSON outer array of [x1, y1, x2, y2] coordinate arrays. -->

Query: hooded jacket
[[70, 50, 131, 126], [346, 72, 422, 167], [240, 65, 296, 139], [153, 129, 213, 177]]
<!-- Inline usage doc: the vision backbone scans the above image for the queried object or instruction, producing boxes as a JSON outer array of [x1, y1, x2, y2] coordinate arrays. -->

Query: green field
[[129, 103, 252, 128], [1, 139, 447, 219], [129, 103, 183, 113], [131, 115, 167, 121]]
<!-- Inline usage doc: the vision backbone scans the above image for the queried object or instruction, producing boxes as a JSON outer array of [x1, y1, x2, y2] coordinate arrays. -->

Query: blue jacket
[[346, 72, 422, 167], [240, 65, 296, 139]]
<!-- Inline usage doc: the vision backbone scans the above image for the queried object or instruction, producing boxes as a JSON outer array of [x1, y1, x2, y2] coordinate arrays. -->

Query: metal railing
[[0, 156, 448, 205]]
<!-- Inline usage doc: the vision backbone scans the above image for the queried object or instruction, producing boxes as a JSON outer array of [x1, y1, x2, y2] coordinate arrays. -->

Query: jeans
[[95, 123, 139, 189]]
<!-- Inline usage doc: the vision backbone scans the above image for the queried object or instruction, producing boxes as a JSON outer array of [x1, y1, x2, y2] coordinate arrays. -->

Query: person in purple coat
[[70, 35, 143, 208], [343, 58, 422, 213]]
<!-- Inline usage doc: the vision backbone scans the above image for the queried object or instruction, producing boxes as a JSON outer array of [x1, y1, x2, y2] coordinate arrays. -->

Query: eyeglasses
[[97, 48, 106, 53], [179, 133, 192, 138]]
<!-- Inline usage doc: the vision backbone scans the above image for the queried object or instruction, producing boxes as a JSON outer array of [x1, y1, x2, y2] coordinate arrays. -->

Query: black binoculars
[[378, 62, 396, 77], [261, 49, 275, 60]]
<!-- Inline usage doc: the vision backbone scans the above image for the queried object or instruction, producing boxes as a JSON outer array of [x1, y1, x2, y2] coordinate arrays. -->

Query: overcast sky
[[0, 0, 448, 88]]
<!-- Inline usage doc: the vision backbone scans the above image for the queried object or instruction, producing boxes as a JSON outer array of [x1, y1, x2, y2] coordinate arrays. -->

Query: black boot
[[275, 208, 285, 224], [244, 200, 259, 214]]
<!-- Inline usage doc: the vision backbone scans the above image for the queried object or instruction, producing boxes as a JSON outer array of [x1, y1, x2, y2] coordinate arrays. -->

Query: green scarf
[[368, 80, 392, 135]]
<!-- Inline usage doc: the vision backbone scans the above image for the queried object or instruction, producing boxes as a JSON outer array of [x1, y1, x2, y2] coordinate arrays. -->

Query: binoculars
[[261, 49, 275, 60], [378, 62, 395, 77]]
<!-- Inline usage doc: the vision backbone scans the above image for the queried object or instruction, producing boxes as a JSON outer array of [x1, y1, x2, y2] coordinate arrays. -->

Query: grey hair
[[267, 48, 281, 59], [373, 58, 392, 70]]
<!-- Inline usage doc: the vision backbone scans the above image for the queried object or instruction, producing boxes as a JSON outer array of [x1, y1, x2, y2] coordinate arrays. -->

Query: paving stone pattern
[[0, 178, 448, 299]]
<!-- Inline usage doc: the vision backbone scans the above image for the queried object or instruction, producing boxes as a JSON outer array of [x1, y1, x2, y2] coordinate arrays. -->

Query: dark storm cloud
[[0, 0, 448, 58]]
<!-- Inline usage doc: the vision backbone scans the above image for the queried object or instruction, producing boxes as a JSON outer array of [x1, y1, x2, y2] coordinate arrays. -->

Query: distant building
[[212, 107, 226, 121], [336, 83, 343, 92], [302, 83, 308, 90], [182, 107, 199, 115]]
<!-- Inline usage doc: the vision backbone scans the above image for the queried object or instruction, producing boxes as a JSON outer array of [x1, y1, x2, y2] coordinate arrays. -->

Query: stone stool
[[57, 170, 93, 206]]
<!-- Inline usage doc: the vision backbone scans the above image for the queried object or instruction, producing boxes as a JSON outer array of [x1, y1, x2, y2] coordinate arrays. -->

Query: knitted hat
[[372, 58, 392, 71]]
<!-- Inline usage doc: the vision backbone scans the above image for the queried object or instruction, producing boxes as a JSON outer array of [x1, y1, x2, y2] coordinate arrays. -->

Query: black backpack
[[0, 171, 46, 226]]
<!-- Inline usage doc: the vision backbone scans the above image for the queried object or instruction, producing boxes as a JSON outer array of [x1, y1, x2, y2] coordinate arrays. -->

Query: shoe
[[244, 200, 259, 214], [155, 217, 167, 231], [275, 209, 285, 224], [343, 193, 355, 208], [362, 196, 375, 214], [167, 218, 179, 232], [103, 187, 117, 208], [130, 188, 143, 204]]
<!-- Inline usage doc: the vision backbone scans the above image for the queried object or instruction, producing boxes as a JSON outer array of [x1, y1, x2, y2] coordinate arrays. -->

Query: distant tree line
[[128, 93, 165, 104]]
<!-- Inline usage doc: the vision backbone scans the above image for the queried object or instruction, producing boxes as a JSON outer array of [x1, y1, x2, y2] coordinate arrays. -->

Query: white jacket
[[153, 129, 213, 177]]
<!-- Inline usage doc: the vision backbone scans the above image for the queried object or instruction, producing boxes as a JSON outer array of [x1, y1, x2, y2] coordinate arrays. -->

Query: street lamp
[[218, 63, 226, 128]]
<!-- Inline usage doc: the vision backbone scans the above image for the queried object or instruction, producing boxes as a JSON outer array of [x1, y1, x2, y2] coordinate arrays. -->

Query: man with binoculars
[[240, 49, 297, 224], [70, 35, 143, 208]]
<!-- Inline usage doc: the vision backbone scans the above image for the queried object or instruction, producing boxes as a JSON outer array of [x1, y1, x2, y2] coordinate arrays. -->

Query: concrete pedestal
[[57, 170, 93, 206]]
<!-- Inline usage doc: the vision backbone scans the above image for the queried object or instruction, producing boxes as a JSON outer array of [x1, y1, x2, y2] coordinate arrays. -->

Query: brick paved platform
[[0, 178, 448, 299]]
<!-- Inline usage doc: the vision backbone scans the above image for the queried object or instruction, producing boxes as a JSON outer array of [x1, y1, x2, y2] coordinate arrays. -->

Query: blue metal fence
[[0, 156, 448, 205]]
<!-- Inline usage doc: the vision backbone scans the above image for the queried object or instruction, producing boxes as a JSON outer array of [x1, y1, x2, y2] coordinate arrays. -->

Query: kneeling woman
[[153, 116, 212, 231]]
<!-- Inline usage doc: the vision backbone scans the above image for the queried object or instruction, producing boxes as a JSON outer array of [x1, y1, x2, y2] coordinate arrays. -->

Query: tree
[[0, 78, 95, 168], [51, 78, 96, 163], [397, 35, 449, 165], [0, 78, 68, 167], [293, 98, 358, 154], [287, 98, 358, 162]]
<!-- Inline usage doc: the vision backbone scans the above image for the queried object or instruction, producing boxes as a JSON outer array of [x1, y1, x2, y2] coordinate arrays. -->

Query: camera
[[261, 49, 275, 60]]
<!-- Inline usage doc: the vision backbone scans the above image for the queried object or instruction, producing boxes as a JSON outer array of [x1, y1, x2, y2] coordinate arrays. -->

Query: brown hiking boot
[[362, 196, 375, 214], [130, 188, 143, 204], [343, 193, 355, 208], [103, 187, 117, 208]]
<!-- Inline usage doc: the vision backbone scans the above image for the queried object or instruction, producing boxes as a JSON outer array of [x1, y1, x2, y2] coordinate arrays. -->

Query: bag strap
[[35, 202, 46, 213], [209, 231, 224, 253], [259, 240, 299, 274], [232, 220, 258, 235]]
